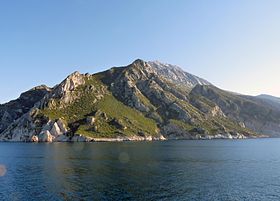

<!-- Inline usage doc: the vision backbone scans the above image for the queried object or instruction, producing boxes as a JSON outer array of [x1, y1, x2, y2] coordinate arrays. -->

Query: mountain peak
[[29, 85, 51, 92], [146, 61, 211, 88], [148, 60, 182, 70], [132, 59, 146, 64], [125, 59, 210, 89], [67, 71, 83, 78]]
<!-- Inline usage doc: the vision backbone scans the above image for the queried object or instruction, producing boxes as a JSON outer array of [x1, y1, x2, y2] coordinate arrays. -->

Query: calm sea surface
[[0, 139, 280, 201]]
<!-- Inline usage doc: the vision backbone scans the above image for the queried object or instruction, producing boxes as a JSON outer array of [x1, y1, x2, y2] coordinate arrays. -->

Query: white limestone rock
[[31, 135, 39, 142], [38, 131, 53, 142]]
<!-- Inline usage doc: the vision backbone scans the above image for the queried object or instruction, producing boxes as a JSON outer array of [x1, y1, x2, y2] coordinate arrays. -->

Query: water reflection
[[0, 140, 280, 200], [0, 164, 6, 177]]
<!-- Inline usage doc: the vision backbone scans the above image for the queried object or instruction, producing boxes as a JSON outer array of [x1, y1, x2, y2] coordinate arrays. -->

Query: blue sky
[[0, 0, 279, 103]]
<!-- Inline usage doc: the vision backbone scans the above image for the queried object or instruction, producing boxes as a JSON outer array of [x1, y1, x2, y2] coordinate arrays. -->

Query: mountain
[[0, 59, 278, 142]]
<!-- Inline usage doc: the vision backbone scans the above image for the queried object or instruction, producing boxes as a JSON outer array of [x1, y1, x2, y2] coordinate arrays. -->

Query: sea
[[0, 139, 280, 201]]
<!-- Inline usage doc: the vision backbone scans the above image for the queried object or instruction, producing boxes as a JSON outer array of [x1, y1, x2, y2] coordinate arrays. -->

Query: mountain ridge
[[0, 59, 278, 142]]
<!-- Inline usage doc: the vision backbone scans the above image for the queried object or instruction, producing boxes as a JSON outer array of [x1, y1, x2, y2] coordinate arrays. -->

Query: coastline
[[0, 133, 268, 143], [78, 134, 268, 142]]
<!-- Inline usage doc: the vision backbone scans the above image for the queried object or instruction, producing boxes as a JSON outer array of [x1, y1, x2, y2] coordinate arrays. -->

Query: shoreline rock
[[0, 133, 268, 143]]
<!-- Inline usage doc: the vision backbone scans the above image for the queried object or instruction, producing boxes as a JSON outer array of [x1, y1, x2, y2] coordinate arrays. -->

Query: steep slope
[[0, 59, 277, 142], [256, 94, 280, 110], [147, 61, 211, 88], [0, 85, 50, 133], [190, 85, 280, 137]]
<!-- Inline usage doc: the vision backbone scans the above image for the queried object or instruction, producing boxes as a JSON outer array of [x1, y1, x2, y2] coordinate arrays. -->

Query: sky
[[0, 0, 279, 103]]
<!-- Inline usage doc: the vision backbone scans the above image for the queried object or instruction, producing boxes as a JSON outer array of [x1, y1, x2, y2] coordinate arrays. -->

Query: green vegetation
[[169, 119, 195, 131], [42, 79, 98, 122], [96, 95, 158, 134], [42, 75, 159, 138]]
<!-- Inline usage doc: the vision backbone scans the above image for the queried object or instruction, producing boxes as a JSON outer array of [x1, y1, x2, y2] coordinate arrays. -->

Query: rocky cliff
[[0, 59, 278, 142], [0, 85, 50, 133]]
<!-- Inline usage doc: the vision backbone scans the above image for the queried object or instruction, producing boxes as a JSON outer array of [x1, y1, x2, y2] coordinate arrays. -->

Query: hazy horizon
[[1, 0, 280, 103]]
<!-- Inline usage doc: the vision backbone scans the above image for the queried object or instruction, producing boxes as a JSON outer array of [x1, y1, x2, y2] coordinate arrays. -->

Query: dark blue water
[[0, 139, 280, 201]]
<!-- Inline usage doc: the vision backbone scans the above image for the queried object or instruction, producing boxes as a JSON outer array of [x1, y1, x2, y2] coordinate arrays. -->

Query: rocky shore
[[0, 131, 266, 143]]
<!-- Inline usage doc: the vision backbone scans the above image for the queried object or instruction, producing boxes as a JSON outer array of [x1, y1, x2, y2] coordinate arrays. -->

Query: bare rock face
[[0, 111, 38, 141], [39, 118, 68, 141], [108, 60, 194, 123], [51, 71, 86, 99], [109, 61, 152, 113], [50, 119, 68, 137], [57, 119, 68, 133], [147, 61, 211, 88], [162, 123, 193, 140], [39, 71, 86, 109], [50, 122, 61, 137], [38, 130, 53, 142], [0, 85, 50, 133], [209, 105, 226, 117], [168, 103, 191, 123], [0, 109, 68, 142], [61, 71, 85, 91]]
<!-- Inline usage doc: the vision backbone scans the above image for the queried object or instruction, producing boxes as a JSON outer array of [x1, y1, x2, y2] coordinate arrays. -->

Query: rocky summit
[[0, 59, 279, 142]]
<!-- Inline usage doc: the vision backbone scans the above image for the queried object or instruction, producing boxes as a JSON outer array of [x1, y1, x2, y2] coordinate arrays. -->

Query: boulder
[[50, 119, 68, 137], [31, 135, 38, 142], [38, 130, 53, 142]]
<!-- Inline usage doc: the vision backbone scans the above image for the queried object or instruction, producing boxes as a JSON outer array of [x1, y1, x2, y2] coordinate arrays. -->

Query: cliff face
[[0, 85, 50, 133], [0, 59, 278, 142]]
